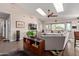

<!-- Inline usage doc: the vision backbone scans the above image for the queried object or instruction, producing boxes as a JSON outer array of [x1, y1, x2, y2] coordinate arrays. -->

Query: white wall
[[11, 14, 42, 41], [70, 19, 79, 41], [0, 4, 42, 41], [10, 4, 42, 41]]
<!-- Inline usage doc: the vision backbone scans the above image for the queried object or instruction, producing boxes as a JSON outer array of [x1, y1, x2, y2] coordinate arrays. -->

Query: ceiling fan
[[47, 9, 58, 18]]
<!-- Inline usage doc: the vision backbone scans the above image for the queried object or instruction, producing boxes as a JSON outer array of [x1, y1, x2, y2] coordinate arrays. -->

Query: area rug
[[0, 50, 29, 56]]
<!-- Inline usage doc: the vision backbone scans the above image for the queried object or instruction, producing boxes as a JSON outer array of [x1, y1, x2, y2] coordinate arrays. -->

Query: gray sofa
[[41, 33, 69, 50]]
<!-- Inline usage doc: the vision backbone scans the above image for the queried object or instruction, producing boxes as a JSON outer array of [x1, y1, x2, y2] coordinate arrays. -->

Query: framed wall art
[[16, 21, 25, 28]]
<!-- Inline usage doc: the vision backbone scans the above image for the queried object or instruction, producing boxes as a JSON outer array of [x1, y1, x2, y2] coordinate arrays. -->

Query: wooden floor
[[0, 39, 79, 56], [0, 40, 23, 54]]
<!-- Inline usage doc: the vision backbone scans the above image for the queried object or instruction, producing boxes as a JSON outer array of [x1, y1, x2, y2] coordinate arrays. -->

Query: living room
[[0, 3, 79, 56]]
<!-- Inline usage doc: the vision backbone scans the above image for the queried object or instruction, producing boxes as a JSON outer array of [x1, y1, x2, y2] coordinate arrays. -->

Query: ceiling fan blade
[[52, 15, 58, 17], [48, 14, 58, 17], [47, 9, 58, 17]]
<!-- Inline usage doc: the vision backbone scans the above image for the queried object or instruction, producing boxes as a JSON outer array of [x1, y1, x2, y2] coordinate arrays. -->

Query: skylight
[[53, 3, 64, 12], [36, 8, 47, 16]]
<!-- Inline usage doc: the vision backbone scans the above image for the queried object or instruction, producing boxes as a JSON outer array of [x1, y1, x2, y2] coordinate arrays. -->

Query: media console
[[23, 37, 45, 55]]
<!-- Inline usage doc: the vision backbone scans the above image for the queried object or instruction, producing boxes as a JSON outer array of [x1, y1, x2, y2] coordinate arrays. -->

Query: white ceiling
[[17, 3, 79, 21]]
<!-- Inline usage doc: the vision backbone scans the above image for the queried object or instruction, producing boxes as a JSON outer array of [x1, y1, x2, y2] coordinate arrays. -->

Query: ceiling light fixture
[[53, 3, 64, 12], [36, 8, 47, 16]]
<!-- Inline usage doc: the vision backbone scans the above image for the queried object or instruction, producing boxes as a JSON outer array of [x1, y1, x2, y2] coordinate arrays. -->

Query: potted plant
[[26, 31, 36, 38]]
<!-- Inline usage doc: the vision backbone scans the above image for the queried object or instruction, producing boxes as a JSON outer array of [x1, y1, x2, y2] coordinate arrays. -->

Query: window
[[55, 24, 65, 30], [66, 23, 71, 31], [52, 24, 55, 30], [46, 25, 49, 29], [45, 23, 71, 31], [52, 24, 65, 30], [45, 24, 52, 30]]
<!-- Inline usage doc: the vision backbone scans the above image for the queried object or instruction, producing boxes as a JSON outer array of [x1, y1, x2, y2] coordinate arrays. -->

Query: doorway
[[0, 12, 10, 41]]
